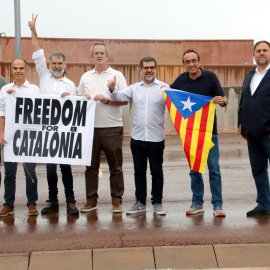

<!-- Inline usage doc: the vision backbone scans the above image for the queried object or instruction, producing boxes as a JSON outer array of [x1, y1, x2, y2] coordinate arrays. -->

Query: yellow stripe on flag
[[162, 92, 167, 100], [170, 102, 177, 125], [199, 101, 216, 173], [189, 107, 203, 168], [179, 116, 188, 146]]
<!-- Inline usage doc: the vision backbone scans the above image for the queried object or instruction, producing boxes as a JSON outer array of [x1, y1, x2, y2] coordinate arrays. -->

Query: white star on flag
[[181, 97, 196, 112]]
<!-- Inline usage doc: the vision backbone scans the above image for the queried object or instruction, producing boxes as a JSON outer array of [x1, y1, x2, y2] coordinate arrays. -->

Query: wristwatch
[[223, 100, 227, 107]]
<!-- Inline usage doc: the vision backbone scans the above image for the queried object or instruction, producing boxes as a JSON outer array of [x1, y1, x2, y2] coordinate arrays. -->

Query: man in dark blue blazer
[[238, 40, 270, 216]]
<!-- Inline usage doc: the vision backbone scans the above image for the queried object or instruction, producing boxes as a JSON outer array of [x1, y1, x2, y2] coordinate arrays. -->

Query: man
[[77, 42, 127, 213], [107, 57, 167, 215], [238, 40, 270, 216], [0, 58, 39, 216], [170, 49, 228, 217], [28, 14, 79, 215]]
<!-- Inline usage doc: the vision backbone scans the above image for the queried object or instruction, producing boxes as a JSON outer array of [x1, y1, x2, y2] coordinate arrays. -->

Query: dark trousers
[[4, 162, 38, 208], [247, 135, 270, 211], [46, 164, 74, 200], [85, 127, 124, 205], [130, 138, 165, 205]]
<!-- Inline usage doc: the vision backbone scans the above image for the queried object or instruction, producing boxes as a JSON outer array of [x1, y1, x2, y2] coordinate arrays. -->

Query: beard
[[143, 73, 155, 84], [51, 67, 64, 77]]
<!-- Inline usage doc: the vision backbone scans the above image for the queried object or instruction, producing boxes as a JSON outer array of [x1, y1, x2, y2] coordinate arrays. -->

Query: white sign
[[4, 93, 96, 166]]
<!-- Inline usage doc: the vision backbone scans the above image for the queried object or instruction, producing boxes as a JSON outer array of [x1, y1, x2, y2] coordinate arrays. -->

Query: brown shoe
[[80, 203, 97, 213], [0, 205, 14, 217], [113, 204, 122, 213], [28, 204, 38, 216]]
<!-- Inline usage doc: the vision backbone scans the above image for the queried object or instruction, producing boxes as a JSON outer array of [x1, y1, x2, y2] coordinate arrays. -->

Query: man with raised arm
[[107, 57, 168, 215], [28, 14, 79, 215], [77, 42, 128, 213], [0, 58, 39, 217]]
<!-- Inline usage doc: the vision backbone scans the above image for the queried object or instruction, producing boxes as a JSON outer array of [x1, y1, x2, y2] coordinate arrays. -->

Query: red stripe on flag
[[174, 109, 182, 135], [183, 113, 195, 167], [165, 96, 172, 112], [192, 103, 210, 172]]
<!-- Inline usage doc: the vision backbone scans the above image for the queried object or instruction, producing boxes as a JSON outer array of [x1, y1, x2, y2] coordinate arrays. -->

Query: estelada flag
[[163, 89, 216, 174]]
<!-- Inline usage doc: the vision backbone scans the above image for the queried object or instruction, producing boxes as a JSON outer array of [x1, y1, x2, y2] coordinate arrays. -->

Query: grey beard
[[143, 75, 155, 84], [51, 69, 64, 77]]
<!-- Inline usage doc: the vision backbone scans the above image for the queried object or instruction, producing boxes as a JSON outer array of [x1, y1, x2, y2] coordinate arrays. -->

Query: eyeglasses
[[142, 66, 156, 71], [183, 59, 198, 65]]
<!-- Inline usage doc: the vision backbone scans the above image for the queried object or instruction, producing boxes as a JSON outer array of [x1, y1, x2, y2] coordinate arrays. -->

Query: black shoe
[[41, 199, 59, 214], [246, 207, 270, 216], [66, 198, 79, 215]]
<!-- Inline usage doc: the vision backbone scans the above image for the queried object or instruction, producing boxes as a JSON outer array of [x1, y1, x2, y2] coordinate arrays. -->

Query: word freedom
[[13, 97, 87, 158]]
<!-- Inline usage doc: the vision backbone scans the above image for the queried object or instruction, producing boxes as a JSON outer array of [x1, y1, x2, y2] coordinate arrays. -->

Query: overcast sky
[[0, 0, 269, 44]]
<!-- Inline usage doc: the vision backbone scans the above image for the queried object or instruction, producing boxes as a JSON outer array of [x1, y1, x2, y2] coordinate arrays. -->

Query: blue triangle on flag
[[164, 89, 213, 119]]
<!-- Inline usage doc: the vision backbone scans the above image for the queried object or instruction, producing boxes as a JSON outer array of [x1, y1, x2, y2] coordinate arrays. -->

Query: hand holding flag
[[163, 89, 216, 174]]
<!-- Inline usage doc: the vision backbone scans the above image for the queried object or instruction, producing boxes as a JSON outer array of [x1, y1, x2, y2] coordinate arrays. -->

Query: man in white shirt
[[0, 58, 39, 217], [77, 42, 128, 213], [107, 57, 168, 215], [28, 14, 79, 215], [238, 40, 270, 216]]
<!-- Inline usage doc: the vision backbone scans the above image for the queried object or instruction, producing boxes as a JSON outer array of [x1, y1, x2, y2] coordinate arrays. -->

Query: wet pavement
[[0, 133, 270, 254]]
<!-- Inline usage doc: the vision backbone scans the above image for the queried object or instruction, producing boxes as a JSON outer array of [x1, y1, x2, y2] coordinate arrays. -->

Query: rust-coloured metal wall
[[1, 63, 254, 87], [2, 37, 253, 65], [1, 37, 255, 134]]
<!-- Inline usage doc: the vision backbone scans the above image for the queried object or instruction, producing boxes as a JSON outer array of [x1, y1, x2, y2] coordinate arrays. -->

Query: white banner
[[4, 93, 96, 166]]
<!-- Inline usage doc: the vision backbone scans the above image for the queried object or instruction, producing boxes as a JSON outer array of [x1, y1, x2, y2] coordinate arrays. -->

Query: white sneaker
[[186, 203, 204, 215], [213, 205, 226, 217], [153, 203, 166, 215], [126, 201, 146, 214]]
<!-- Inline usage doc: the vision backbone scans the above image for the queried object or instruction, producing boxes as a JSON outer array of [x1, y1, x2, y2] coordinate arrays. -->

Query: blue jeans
[[189, 134, 222, 207], [46, 164, 74, 200], [247, 135, 270, 211], [130, 138, 165, 205], [4, 162, 38, 208]]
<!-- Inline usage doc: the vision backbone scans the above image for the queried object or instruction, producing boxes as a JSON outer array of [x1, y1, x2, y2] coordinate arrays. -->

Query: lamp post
[[14, 0, 21, 58]]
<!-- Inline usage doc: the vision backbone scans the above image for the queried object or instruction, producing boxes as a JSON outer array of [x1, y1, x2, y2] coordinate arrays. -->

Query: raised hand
[[28, 14, 38, 31], [107, 75, 116, 92]]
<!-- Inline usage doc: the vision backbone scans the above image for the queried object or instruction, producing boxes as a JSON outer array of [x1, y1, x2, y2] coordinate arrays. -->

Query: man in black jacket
[[238, 40, 270, 216]]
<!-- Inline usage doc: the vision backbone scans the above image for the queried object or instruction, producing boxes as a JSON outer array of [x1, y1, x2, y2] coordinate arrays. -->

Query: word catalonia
[[13, 97, 87, 158]]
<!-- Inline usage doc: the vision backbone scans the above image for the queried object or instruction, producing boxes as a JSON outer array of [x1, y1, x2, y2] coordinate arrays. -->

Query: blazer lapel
[[253, 68, 270, 95], [246, 69, 255, 96]]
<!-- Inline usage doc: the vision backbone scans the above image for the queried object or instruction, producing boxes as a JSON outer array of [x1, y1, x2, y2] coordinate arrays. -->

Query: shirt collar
[[140, 78, 159, 86], [255, 63, 270, 74], [91, 66, 111, 74], [11, 79, 29, 88], [186, 68, 205, 80]]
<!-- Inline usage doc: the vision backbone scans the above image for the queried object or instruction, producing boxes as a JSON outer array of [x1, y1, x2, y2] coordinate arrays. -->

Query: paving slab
[[0, 253, 29, 270], [154, 245, 217, 269], [214, 244, 270, 268], [93, 247, 155, 270], [29, 250, 92, 270]]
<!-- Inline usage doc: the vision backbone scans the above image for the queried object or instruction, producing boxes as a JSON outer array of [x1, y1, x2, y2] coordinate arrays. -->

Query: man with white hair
[[28, 14, 79, 215]]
